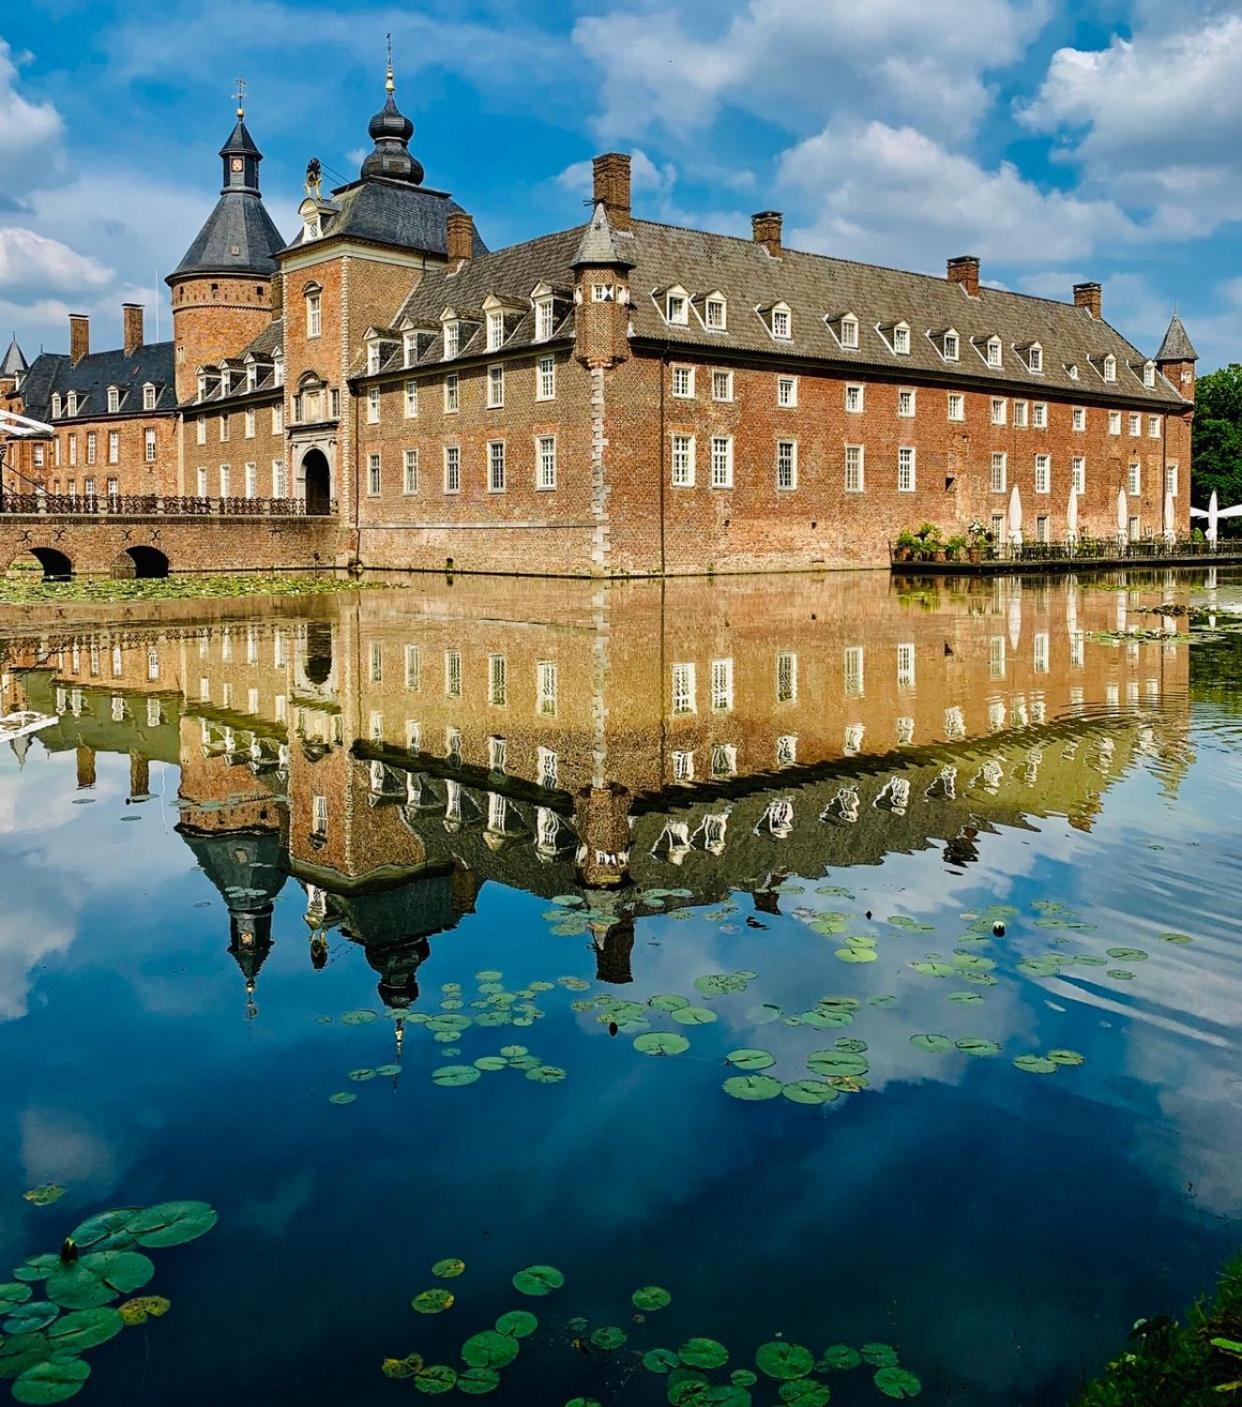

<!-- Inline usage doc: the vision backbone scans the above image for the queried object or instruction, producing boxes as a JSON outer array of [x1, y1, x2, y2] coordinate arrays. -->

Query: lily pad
[[512, 1265, 564, 1297], [0, 1335, 52, 1382], [819, 1344, 861, 1370], [694, 973, 749, 998], [643, 1348, 680, 1373], [782, 1080, 840, 1106], [432, 1065, 481, 1087], [590, 1326, 628, 1351], [45, 1251, 153, 1310], [1106, 947, 1148, 962], [874, 1365, 922, 1398], [413, 1363, 458, 1394], [117, 1295, 170, 1325], [1159, 932, 1194, 946], [955, 1038, 1001, 1057], [525, 1065, 567, 1084], [12, 1259, 59, 1285], [756, 1341, 814, 1380], [910, 1034, 953, 1054], [680, 1337, 728, 1369], [1013, 1055, 1057, 1074], [670, 1006, 718, 1026], [723, 1074, 783, 1101], [495, 1309, 537, 1339], [634, 1032, 690, 1057], [22, 1187, 65, 1208], [47, 1306, 124, 1351], [1107, 969, 1136, 981], [458, 1366, 501, 1395], [382, 1354, 423, 1379], [2, 1303, 58, 1335], [725, 1049, 775, 1071], [835, 946, 878, 963], [462, 1330, 519, 1369], [861, 1343, 898, 1367], [432, 1258, 466, 1279], [779, 1382, 830, 1406], [633, 1285, 672, 1311], [348, 1068, 376, 1083], [412, 1288, 455, 1314], [328, 1092, 357, 1105], [0, 1283, 34, 1308], [341, 1009, 378, 1025], [12, 1358, 90, 1404], [67, 1209, 137, 1253], [125, 1202, 217, 1249], [475, 1056, 508, 1071], [805, 1050, 869, 1077], [667, 1368, 709, 1404], [1047, 1049, 1086, 1067]]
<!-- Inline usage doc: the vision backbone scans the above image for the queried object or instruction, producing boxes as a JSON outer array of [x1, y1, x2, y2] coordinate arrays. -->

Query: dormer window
[[1067, 363, 1080, 380], [840, 314, 859, 349], [143, 383, 156, 410], [403, 331, 418, 367], [893, 322, 910, 355], [943, 330, 960, 362], [1028, 343, 1043, 373], [704, 294, 727, 330], [1103, 354, 1117, 382], [486, 309, 505, 352], [51, 393, 61, 418], [771, 303, 791, 339], [1143, 360, 1156, 388], [367, 341, 382, 375], [987, 337, 1002, 368], [534, 297, 554, 343], [273, 352, 284, 387], [305, 284, 322, 339], [196, 373, 207, 402], [443, 318, 459, 359], [66, 392, 78, 416], [666, 289, 690, 325]]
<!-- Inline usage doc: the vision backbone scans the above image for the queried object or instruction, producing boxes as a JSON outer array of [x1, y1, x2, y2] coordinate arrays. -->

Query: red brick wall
[[171, 276, 275, 404]]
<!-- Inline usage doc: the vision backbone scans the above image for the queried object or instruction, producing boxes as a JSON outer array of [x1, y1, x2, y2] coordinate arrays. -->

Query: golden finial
[[385, 33, 394, 93], [234, 76, 247, 120]]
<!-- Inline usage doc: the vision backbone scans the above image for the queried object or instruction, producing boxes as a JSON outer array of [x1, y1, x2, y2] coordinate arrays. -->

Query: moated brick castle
[[0, 65, 1198, 577]]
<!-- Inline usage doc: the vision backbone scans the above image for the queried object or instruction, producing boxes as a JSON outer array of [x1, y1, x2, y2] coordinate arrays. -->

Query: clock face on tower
[[231, 158, 244, 173]]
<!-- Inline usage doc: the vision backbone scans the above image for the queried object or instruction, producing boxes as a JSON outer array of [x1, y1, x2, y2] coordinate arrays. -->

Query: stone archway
[[111, 546, 170, 580], [302, 448, 332, 516], [9, 547, 73, 581]]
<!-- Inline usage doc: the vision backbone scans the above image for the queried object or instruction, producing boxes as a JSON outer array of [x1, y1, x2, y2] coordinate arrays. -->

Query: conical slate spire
[[1156, 312, 1198, 363], [572, 202, 635, 270], [2, 334, 27, 376]]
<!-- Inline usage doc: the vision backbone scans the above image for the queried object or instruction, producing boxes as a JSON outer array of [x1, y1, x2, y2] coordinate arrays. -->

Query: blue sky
[[1, 0, 1239, 369]]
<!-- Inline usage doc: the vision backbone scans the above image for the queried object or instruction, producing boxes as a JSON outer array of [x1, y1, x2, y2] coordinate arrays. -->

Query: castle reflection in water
[[0, 571, 1195, 1014]]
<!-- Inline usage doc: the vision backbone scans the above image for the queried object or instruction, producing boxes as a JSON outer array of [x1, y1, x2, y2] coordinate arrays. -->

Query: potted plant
[[946, 534, 967, 563], [966, 520, 987, 563], [894, 529, 918, 563]]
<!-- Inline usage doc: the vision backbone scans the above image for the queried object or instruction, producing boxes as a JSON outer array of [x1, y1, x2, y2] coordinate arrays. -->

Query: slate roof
[[283, 177, 488, 260], [17, 342, 176, 422], [171, 190, 286, 281], [186, 319, 284, 408], [1156, 312, 1198, 363], [2, 336, 26, 375], [572, 202, 634, 269]]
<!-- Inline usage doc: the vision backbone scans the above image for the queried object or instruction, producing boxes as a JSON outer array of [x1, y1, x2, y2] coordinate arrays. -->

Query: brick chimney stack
[[69, 313, 89, 365], [446, 212, 475, 266], [947, 256, 981, 298], [1073, 282, 1102, 319], [752, 211, 783, 257], [592, 153, 632, 232], [122, 303, 144, 356]]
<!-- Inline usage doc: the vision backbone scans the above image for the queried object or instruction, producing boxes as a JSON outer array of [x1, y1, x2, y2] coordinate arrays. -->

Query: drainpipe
[[658, 343, 669, 578]]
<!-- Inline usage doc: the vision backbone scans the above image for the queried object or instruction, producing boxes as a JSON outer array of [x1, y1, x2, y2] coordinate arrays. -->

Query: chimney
[[1073, 282, 1102, 320], [446, 212, 475, 266], [947, 256, 980, 298], [592, 153, 632, 232], [69, 314, 89, 365], [122, 303, 144, 356], [752, 211, 783, 257]]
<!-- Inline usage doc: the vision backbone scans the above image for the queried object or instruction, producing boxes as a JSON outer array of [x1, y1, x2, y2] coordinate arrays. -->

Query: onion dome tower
[[361, 41, 424, 184]]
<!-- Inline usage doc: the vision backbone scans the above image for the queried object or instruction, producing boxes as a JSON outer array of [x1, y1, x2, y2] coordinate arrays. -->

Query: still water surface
[[0, 568, 1240, 1406]]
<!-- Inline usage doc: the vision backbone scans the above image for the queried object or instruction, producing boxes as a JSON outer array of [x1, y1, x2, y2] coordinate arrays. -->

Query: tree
[[1192, 364, 1242, 514]]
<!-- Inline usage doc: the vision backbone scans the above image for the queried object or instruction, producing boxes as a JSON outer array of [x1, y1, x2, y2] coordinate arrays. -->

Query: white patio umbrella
[[1117, 487, 1128, 545], [1209, 489, 1219, 543], [1066, 482, 1078, 544], [1008, 484, 1023, 546], [1163, 488, 1176, 544], [1008, 590, 1022, 648]]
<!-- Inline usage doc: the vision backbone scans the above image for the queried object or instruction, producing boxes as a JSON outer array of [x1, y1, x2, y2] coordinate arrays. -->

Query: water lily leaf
[[755, 1341, 813, 1380], [328, 1092, 356, 1105], [341, 1009, 378, 1025], [125, 1202, 217, 1249], [0, 1282, 34, 1308], [779, 1381, 829, 1406], [819, 1344, 861, 1370], [632, 1285, 672, 1311], [836, 1037, 868, 1052], [2, 1303, 57, 1335], [649, 994, 691, 1012], [458, 1366, 501, 1395], [66, 1209, 138, 1253], [860, 1343, 898, 1367], [525, 1065, 567, 1084], [47, 1306, 124, 1351], [1106, 947, 1148, 962], [565, 1398, 602, 1407], [375, 1064, 402, 1077], [412, 1289, 454, 1314], [694, 973, 749, 998], [670, 1006, 718, 1026], [667, 1370, 710, 1404], [432, 1065, 481, 1087], [634, 1032, 690, 1057], [910, 1034, 953, 1054], [1107, 969, 1136, 981], [724, 1050, 775, 1074], [0, 1334, 52, 1382], [948, 992, 983, 1004], [1013, 1055, 1057, 1074], [723, 1075, 783, 1101], [495, 1309, 537, 1339], [558, 977, 591, 991], [806, 1050, 868, 1077], [731, 1369, 758, 1387], [78, 1252, 153, 1296], [475, 969, 504, 982], [1159, 932, 1194, 946], [382, 1354, 423, 1379], [12, 1258, 59, 1285], [874, 1365, 922, 1398], [12, 1358, 90, 1404], [705, 1388, 751, 1406], [413, 1363, 458, 1394], [955, 1038, 1001, 1057], [462, 1330, 519, 1368], [680, 1338, 728, 1369], [117, 1295, 170, 1325], [782, 1080, 840, 1106], [512, 1265, 564, 1296], [1047, 1049, 1086, 1067], [590, 1326, 628, 1351], [23, 1187, 65, 1208], [644, 1348, 681, 1374], [44, 1266, 114, 1311], [500, 1045, 529, 1058], [835, 946, 878, 963], [432, 1258, 465, 1279]]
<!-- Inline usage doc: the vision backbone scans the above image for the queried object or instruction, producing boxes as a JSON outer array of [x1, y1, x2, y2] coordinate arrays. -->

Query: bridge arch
[[7, 546, 73, 581], [111, 546, 170, 579]]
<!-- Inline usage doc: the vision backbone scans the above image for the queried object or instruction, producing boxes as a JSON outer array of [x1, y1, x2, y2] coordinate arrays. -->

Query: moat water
[[0, 567, 1240, 1406]]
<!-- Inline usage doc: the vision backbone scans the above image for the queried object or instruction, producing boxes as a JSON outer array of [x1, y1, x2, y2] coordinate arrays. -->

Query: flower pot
[[933, 550, 946, 563], [968, 548, 981, 564]]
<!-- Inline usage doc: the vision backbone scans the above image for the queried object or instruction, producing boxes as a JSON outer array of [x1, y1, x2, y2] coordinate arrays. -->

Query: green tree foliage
[[1192, 364, 1242, 515]]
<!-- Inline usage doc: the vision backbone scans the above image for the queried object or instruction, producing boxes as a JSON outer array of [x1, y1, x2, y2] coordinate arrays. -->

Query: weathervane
[[234, 76, 247, 120], [305, 157, 323, 201], [386, 32, 394, 92]]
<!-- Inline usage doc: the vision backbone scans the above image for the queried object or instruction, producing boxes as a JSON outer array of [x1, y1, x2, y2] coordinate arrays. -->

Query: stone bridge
[[0, 507, 347, 578]]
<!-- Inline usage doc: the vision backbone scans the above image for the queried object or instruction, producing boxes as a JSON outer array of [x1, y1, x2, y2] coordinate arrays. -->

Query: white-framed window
[[1034, 454, 1050, 494], [534, 660, 558, 719], [1033, 402, 1047, 429], [1128, 514, 1140, 540], [1072, 406, 1086, 432], [32, 444, 44, 468], [443, 320, 459, 358], [671, 662, 696, 714], [537, 435, 557, 490], [219, 464, 230, 496], [843, 645, 865, 698], [196, 418, 206, 445], [710, 435, 733, 489], [68, 433, 77, 466], [672, 365, 695, 398], [243, 462, 257, 498], [107, 386, 119, 414], [844, 444, 864, 493], [943, 330, 960, 362], [672, 750, 695, 783], [404, 381, 418, 418], [1127, 462, 1141, 496], [195, 466, 207, 496], [1010, 400, 1027, 428], [106, 476, 119, 502], [845, 383, 864, 414], [947, 392, 964, 422], [710, 657, 734, 711], [143, 383, 156, 411], [444, 650, 462, 699], [991, 397, 1007, 426], [306, 290, 321, 338], [1142, 360, 1156, 388], [1166, 462, 1179, 496], [488, 654, 507, 706], [1103, 353, 1117, 382], [776, 650, 798, 702], [534, 298, 555, 343], [771, 305, 791, 339], [144, 429, 156, 462], [487, 364, 504, 409], [488, 440, 506, 492], [367, 453, 381, 496], [840, 314, 859, 349], [776, 438, 798, 491], [486, 309, 505, 352], [987, 336, 1002, 367], [367, 343, 382, 375], [1028, 344, 1043, 373], [241, 407, 254, 438], [444, 445, 461, 494], [51, 392, 61, 418], [403, 448, 418, 494], [712, 369, 733, 402], [86, 432, 96, 465], [404, 644, 421, 692], [367, 386, 380, 423], [1036, 516, 1050, 545], [898, 388, 915, 417], [897, 446, 916, 493], [1129, 412, 1141, 436], [272, 458, 286, 497], [536, 356, 556, 401], [710, 744, 737, 780], [444, 373, 459, 413], [403, 331, 417, 368], [671, 433, 695, 487], [1109, 410, 1121, 435], [777, 375, 797, 407], [666, 291, 689, 324], [1148, 415, 1160, 439], [1072, 456, 1085, 495], [897, 642, 915, 691], [591, 281, 614, 303], [705, 295, 727, 329], [893, 322, 910, 355], [991, 452, 1007, 493], [66, 392, 77, 416]]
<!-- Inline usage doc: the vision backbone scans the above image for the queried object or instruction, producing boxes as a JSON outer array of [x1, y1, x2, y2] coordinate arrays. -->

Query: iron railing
[[892, 535, 1230, 567], [0, 493, 337, 518]]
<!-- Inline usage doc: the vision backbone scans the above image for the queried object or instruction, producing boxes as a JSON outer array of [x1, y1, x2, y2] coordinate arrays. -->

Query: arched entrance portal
[[9, 547, 73, 581], [111, 546, 170, 580], [302, 449, 332, 516]]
